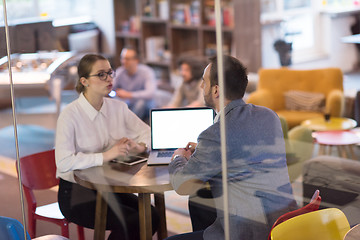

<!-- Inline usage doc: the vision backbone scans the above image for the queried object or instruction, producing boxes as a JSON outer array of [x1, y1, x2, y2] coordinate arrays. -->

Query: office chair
[[270, 208, 350, 240], [16, 149, 85, 239], [267, 189, 321, 239]]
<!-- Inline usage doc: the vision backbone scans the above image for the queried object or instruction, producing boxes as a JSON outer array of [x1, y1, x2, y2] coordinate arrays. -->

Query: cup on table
[[324, 113, 331, 122]]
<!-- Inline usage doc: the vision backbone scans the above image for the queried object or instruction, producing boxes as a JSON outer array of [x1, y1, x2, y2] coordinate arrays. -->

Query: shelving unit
[[113, 0, 261, 88]]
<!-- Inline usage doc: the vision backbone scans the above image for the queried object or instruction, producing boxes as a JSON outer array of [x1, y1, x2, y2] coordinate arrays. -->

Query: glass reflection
[[1, 1, 359, 240]]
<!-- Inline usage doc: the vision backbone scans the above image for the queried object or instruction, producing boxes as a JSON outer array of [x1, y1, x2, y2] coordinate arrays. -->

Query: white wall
[[262, 14, 359, 73], [291, 14, 357, 72], [261, 22, 283, 68], [92, 0, 115, 55]]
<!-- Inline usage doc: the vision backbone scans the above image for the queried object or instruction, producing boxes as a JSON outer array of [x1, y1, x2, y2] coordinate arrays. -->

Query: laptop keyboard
[[157, 151, 174, 158]]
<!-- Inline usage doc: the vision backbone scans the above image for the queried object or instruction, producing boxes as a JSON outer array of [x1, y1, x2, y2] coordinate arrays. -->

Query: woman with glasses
[[55, 54, 159, 240]]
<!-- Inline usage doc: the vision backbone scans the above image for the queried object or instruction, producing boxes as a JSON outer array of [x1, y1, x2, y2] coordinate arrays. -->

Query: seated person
[[167, 55, 296, 240], [55, 54, 159, 240], [113, 47, 157, 120], [167, 57, 207, 108]]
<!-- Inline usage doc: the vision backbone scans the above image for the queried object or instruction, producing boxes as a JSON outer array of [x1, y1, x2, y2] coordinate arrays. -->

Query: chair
[[16, 149, 85, 239], [355, 90, 360, 126], [279, 116, 314, 182], [344, 224, 360, 240], [302, 156, 360, 210], [0, 216, 31, 240], [247, 68, 344, 128], [267, 189, 321, 240], [0, 216, 68, 240], [270, 208, 350, 240]]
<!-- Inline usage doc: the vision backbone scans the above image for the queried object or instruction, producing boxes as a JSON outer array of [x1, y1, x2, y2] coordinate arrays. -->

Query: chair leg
[[77, 225, 85, 240], [60, 220, 70, 238], [28, 214, 36, 238]]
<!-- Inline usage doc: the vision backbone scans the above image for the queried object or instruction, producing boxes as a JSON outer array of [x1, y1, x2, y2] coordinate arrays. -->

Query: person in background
[[55, 54, 159, 240], [166, 55, 296, 240], [113, 47, 157, 120], [166, 57, 207, 108]]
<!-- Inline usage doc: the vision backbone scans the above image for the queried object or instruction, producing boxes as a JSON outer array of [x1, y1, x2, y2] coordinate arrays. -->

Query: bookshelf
[[113, 0, 261, 89]]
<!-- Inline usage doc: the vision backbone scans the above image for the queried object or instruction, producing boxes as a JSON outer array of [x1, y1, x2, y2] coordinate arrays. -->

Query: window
[[0, 0, 94, 23], [261, 0, 325, 63]]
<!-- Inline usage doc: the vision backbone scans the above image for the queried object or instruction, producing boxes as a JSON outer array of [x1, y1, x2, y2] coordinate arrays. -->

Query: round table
[[301, 117, 357, 131], [74, 162, 172, 240], [312, 130, 360, 160]]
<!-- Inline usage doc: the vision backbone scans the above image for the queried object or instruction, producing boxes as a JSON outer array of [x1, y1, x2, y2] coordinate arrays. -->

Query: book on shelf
[[119, 16, 140, 33], [204, 1, 234, 27], [145, 36, 165, 61], [172, 1, 200, 25], [158, 0, 169, 20], [205, 43, 230, 57]]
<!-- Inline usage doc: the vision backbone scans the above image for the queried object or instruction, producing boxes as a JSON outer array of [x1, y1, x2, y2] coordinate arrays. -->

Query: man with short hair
[[113, 47, 157, 120], [168, 55, 296, 240]]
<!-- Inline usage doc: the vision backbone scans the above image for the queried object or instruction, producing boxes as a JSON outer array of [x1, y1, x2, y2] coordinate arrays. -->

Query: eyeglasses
[[89, 70, 116, 81]]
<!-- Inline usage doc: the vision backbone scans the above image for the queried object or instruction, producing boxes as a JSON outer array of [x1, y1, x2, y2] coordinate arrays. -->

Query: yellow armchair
[[247, 68, 344, 128]]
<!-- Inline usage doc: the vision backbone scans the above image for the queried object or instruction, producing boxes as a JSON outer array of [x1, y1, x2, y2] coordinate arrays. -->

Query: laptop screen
[[150, 108, 215, 150]]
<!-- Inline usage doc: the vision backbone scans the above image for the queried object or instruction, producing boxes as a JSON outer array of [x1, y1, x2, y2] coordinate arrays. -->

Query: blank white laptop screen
[[151, 108, 215, 150]]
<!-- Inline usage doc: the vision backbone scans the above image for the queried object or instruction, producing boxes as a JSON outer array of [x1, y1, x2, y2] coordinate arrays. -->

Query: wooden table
[[312, 130, 360, 159], [73, 161, 172, 240], [301, 117, 357, 131]]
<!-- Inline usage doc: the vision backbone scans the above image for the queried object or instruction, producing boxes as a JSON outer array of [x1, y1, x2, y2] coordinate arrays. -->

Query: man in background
[[113, 47, 157, 120]]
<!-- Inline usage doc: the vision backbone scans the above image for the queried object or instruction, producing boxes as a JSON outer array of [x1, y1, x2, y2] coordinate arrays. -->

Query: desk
[[301, 117, 357, 131], [74, 162, 172, 240]]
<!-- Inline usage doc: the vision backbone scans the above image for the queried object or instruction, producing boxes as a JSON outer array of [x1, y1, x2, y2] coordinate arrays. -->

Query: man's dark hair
[[209, 55, 248, 100], [122, 45, 139, 59], [177, 56, 208, 81]]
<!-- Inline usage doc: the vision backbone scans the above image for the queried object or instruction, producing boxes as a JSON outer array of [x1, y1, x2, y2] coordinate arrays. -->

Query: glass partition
[[1, 0, 359, 240]]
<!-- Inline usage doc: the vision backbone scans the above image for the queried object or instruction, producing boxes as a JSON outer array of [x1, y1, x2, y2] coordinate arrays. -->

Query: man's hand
[[116, 89, 133, 99], [171, 148, 192, 161], [185, 142, 197, 154]]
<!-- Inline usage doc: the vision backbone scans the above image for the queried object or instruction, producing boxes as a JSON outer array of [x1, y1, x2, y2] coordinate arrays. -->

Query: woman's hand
[[102, 138, 130, 162], [126, 139, 147, 155]]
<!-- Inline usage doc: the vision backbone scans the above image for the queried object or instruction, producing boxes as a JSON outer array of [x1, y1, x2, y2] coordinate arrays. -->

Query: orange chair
[[267, 190, 321, 240], [16, 149, 85, 239]]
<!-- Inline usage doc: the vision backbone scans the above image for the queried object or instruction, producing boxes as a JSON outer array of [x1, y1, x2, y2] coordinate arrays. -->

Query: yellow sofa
[[247, 68, 344, 128]]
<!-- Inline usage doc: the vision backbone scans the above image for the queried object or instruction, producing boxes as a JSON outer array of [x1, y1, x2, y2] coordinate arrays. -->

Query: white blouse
[[55, 93, 151, 182]]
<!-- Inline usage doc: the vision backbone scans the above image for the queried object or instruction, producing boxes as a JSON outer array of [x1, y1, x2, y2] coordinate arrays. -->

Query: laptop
[[147, 107, 215, 165]]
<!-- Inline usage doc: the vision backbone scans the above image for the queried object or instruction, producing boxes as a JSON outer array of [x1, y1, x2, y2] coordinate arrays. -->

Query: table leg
[[138, 193, 152, 240], [349, 145, 356, 160], [327, 145, 332, 155], [318, 144, 326, 155], [94, 191, 108, 240], [155, 193, 168, 240], [338, 146, 348, 158]]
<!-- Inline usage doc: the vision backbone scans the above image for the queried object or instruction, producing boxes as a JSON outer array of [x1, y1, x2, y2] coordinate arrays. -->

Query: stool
[[313, 130, 360, 160]]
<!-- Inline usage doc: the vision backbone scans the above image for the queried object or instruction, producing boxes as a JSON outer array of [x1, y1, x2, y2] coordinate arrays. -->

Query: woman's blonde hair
[[75, 54, 107, 93]]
